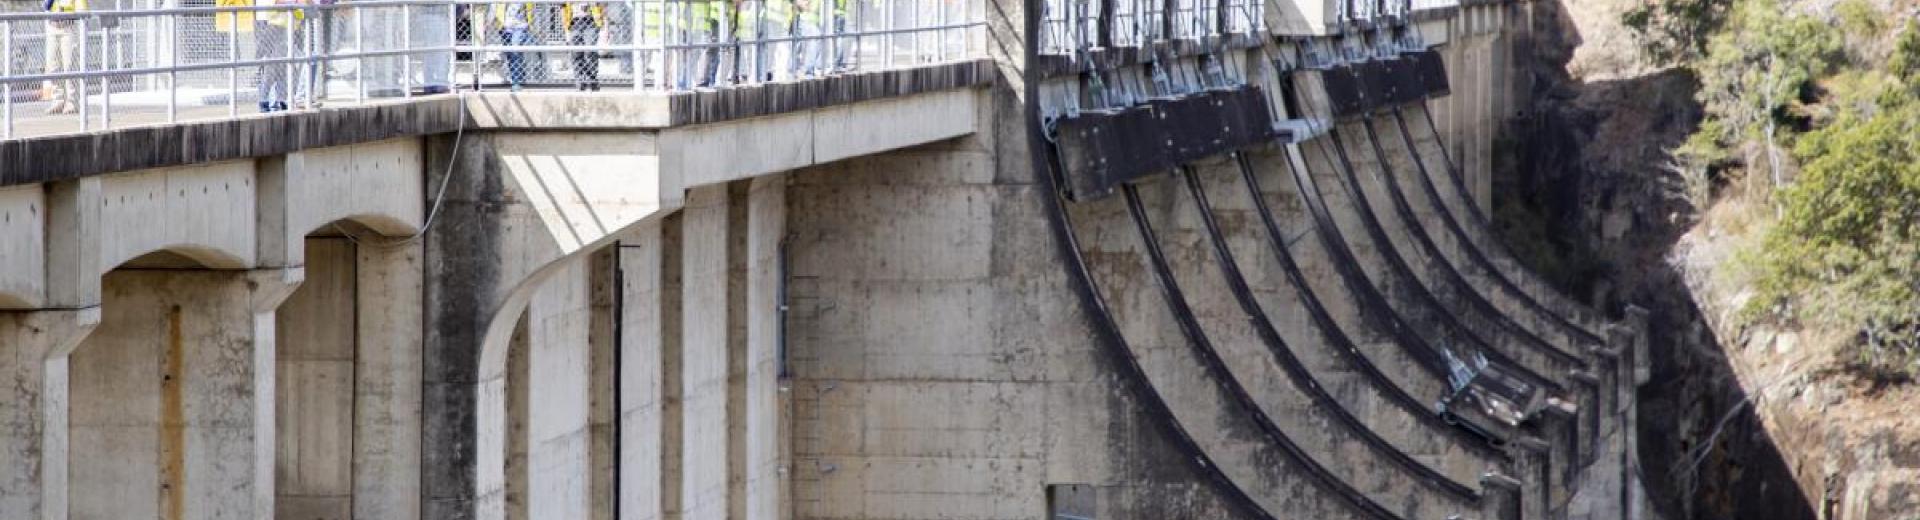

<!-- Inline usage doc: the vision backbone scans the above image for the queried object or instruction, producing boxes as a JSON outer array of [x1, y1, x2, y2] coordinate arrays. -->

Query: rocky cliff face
[[1490, 1, 1866, 518]]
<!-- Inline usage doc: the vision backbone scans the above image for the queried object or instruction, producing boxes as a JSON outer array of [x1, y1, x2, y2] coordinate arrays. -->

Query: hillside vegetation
[[1630, 0, 1920, 377]]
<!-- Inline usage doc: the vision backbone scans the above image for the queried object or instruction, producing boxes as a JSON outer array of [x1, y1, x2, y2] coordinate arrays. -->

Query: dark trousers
[[569, 18, 601, 89]]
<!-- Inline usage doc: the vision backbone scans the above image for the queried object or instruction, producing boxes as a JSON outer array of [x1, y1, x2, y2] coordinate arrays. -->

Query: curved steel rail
[[1178, 165, 1486, 499], [1349, 116, 1587, 366], [1312, 129, 1562, 393], [1407, 105, 1609, 330], [1375, 110, 1607, 348], [1230, 151, 1507, 460], [1123, 181, 1413, 520]]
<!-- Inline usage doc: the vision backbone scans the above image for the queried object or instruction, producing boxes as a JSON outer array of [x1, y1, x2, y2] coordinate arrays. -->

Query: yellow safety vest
[[491, 3, 534, 25], [259, 0, 307, 28], [215, 0, 255, 32], [673, 0, 724, 33], [47, 0, 85, 12], [733, 0, 790, 39], [562, 2, 607, 28]]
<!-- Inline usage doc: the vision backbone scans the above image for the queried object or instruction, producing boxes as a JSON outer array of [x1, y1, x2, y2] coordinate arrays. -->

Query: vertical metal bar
[[78, 18, 89, 131], [355, 3, 365, 102], [103, 15, 112, 129], [401, 4, 412, 96], [880, 0, 891, 68], [284, 6, 295, 108], [752, 0, 764, 82], [476, 3, 488, 90], [3, 21, 12, 139], [850, 0, 863, 71], [167, 11, 177, 122], [933, 0, 945, 62], [229, 12, 238, 117], [630, 0, 643, 91]]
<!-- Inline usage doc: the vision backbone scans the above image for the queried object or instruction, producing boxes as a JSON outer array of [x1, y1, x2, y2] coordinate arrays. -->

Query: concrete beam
[[1, 63, 993, 188], [0, 186, 46, 307], [96, 161, 258, 272], [659, 89, 980, 192]]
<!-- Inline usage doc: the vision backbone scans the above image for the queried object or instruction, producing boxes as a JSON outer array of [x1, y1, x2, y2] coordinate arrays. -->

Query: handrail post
[[284, 5, 295, 109], [167, 9, 178, 122], [102, 13, 112, 129], [78, 17, 89, 131], [3, 21, 12, 140], [401, 3, 412, 96], [355, 3, 365, 102], [229, 11, 238, 117]]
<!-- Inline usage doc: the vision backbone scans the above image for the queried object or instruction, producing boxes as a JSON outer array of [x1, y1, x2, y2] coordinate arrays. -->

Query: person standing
[[42, 0, 85, 115], [493, 1, 534, 90], [564, 1, 605, 90], [256, 0, 307, 112]]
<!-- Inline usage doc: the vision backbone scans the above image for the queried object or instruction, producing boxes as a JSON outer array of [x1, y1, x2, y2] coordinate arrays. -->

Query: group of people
[[486, 0, 850, 91], [27, 0, 862, 117], [39, 0, 326, 114]]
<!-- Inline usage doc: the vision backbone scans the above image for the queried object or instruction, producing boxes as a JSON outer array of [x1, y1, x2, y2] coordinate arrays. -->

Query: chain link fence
[[0, 0, 980, 138]]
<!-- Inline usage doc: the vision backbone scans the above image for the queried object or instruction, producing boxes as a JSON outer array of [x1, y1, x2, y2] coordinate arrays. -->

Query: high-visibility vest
[[491, 2, 534, 27], [46, 0, 85, 13], [562, 2, 606, 28], [733, 0, 790, 39], [258, 0, 306, 28], [674, 0, 724, 33], [637, 1, 673, 40], [215, 0, 255, 32]]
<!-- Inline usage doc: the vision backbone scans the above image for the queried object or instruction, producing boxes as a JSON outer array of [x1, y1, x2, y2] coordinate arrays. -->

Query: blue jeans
[[501, 27, 533, 87]]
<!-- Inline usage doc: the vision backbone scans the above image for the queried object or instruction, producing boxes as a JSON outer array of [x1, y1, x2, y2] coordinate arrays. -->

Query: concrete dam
[[0, 0, 1652, 517]]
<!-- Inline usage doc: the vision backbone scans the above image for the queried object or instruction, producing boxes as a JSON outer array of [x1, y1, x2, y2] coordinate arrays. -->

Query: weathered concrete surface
[[276, 239, 358, 520], [354, 238, 428, 520], [70, 268, 299, 520], [617, 219, 674, 520], [783, 79, 1265, 518], [1428, 3, 1513, 214], [659, 89, 979, 192], [0, 308, 97, 520], [270, 235, 425, 520], [744, 176, 788, 520], [525, 256, 595, 520], [0, 185, 46, 307], [679, 184, 731, 520]]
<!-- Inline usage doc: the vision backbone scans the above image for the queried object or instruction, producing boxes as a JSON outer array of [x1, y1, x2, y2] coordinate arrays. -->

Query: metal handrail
[[0, 0, 985, 139]]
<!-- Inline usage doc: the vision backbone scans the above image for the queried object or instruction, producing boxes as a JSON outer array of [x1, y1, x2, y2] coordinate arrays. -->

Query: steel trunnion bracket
[[1052, 85, 1287, 201]]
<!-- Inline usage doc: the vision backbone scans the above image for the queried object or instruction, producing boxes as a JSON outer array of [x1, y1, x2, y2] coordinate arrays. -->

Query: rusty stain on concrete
[[161, 305, 186, 520]]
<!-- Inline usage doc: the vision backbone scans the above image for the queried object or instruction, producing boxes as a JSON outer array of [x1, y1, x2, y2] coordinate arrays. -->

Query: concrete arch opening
[[272, 220, 425, 520], [66, 247, 298, 520]]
